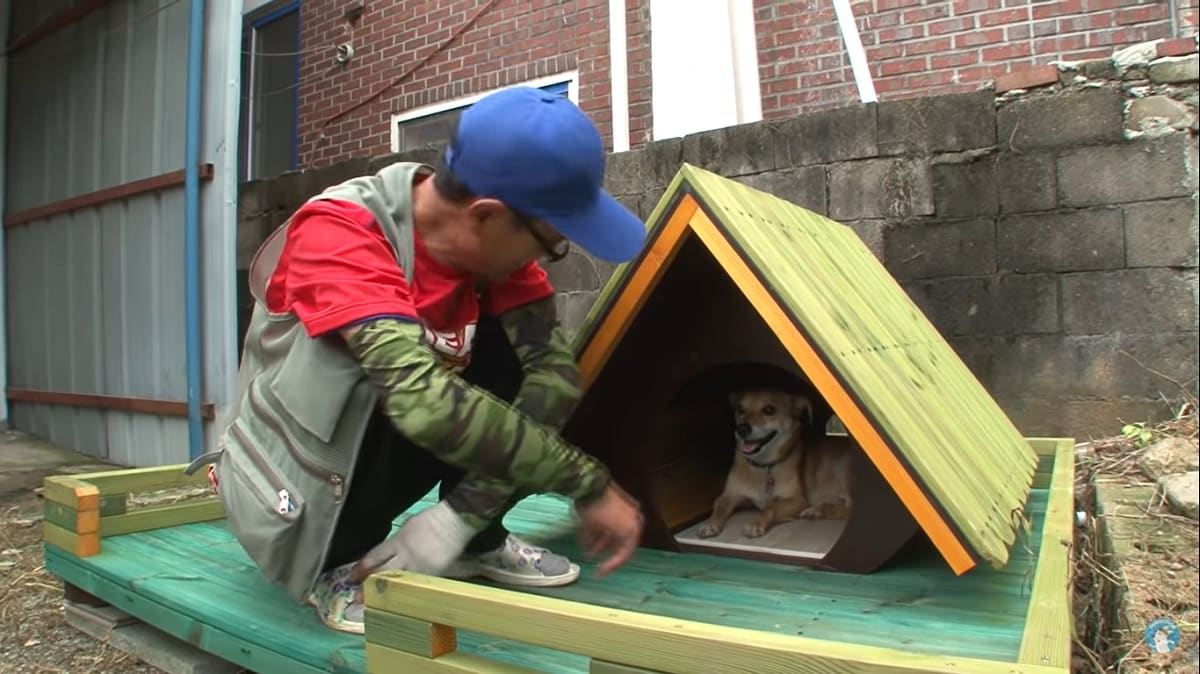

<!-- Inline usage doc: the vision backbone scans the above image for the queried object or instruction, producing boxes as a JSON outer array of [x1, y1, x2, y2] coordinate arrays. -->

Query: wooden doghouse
[[561, 163, 1039, 575]]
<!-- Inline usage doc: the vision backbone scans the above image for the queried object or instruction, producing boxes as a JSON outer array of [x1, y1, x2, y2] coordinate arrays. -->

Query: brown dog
[[697, 389, 853, 539]]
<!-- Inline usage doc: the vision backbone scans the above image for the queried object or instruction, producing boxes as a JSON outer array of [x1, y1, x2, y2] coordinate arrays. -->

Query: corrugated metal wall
[[3, 0, 240, 465]]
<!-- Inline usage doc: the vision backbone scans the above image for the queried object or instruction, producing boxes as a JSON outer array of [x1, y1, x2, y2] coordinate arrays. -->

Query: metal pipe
[[184, 0, 205, 460], [0, 0, 11, 429], [607, 0, 630, 152], [831, 0, 877, 104]]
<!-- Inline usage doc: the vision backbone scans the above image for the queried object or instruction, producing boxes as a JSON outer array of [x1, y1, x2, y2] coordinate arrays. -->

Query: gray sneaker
[[445, 534, 581, 587]]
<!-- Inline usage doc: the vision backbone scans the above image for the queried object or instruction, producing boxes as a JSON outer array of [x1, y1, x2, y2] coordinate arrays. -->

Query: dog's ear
[[791, 395, 814, 428], [728, 391, 740, 410]]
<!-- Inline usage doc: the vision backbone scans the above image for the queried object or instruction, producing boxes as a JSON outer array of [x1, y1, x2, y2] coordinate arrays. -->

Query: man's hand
[[348, 500, 482, 583], [574, 483, 644, 576]]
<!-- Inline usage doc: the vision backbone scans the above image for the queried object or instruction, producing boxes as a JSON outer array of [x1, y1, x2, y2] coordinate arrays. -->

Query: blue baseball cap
[[444, 86, 646, 263]]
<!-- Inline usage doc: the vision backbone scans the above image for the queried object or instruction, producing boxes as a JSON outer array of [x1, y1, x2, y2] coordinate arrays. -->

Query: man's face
[[461, 200, 569, 280]]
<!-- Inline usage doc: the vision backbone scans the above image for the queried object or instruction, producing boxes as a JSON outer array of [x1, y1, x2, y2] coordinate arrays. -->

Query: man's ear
[[464, 197, 508, 230]]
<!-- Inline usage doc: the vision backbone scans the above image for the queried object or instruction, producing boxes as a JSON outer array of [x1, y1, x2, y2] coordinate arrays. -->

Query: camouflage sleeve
[[496, 296, 582, 431], [342, 318, 611, 528]]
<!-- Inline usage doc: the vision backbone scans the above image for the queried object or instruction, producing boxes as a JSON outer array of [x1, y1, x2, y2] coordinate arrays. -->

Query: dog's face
[[729, 389, 813, 462]]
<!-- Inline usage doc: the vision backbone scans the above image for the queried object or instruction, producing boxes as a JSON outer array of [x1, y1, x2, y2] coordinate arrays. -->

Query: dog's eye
[[763, 405, 776, 416]]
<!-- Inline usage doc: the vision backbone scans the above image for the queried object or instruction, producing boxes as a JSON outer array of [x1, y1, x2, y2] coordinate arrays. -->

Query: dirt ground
[[1072, 404, 1200, 674], [0, 486, 163, 674]]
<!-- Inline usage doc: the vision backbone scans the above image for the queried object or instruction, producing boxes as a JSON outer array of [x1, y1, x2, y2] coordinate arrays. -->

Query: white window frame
[[390, 71, 581, 154]]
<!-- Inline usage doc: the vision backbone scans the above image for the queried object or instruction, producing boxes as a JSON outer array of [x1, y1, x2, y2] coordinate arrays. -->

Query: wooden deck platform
[[43, 437, 1075, 674]]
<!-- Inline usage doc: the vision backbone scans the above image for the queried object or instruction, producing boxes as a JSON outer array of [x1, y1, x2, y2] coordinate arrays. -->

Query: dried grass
[[1071, 394, 1199, 674]]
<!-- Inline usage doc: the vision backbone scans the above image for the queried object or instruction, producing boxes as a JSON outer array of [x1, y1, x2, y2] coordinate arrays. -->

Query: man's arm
[[496, 295, 582, 430], [339, 318, 610, 529]]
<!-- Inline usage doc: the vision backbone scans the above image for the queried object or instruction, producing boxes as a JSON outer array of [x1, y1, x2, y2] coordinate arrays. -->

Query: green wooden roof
[[577, 163, 1038, 572]]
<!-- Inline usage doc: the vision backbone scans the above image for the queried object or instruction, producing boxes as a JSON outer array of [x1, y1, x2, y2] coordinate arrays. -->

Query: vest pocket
[[219, 423, 307, 582], [268, 341, 363, 444]]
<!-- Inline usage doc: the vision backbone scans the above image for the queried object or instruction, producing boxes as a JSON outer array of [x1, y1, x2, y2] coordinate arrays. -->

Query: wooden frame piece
[[43, 463, 224, 558], [4, 164, 215, 229], [6, 388, 216, 419]]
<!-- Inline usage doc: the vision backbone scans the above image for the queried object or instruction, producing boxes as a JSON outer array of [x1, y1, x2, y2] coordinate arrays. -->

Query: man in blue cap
[[209, 86, 647, 633]]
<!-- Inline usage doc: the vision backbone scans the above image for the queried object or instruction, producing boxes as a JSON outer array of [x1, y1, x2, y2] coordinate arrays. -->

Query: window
[[239, 1, 301, 181], [390, 73, 579, 154]]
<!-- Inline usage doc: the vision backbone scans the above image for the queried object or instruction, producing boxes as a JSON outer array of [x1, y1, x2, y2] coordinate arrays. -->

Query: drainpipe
[[607, 0, 630, 153], [184, 0, 205, 460], [831, 0, 877, 104], [0, 0, 10, 430]]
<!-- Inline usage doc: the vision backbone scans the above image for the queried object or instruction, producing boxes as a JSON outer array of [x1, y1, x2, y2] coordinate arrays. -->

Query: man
[[196, 86, 646, 633]]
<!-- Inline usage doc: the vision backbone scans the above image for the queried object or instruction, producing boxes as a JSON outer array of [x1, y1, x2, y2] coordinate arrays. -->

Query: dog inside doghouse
[[562, 233, 920, 573]]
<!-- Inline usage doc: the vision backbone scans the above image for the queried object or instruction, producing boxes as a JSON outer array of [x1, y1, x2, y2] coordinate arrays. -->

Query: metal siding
[[4, 0, 228, 466]]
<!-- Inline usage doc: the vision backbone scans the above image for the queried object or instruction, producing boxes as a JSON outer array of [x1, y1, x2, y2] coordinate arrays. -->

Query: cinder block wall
[[238, 61, 1199, 440]]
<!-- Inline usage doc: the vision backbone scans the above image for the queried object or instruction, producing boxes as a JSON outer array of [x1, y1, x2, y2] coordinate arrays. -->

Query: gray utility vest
[[188, 162, 430, 603]]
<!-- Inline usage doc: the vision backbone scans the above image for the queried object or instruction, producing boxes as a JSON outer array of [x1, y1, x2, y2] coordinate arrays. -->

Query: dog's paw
[[799, 506, 822, 519], [697, 522, 722, 538], [742, 521, 768, 538]]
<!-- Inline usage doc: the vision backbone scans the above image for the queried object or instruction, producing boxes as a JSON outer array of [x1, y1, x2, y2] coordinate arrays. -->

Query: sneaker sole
[[463, 562, 582, 588]]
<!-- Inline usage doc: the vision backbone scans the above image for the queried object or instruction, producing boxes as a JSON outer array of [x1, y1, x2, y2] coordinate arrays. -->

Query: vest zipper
[[229, 423, 297, 522], [247, 385, 347, 503]]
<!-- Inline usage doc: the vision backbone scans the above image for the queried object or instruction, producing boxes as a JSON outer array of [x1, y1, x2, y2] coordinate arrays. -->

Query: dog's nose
[[735, 424, 752, 439]]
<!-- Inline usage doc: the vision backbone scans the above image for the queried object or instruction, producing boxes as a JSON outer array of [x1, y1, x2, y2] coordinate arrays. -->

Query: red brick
[[1157, 37, 1199, 57], [995, 64, 1060, 92]]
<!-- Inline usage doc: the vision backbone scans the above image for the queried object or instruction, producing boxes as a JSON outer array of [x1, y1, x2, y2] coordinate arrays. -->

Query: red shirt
[[265, 197, 555, 370]]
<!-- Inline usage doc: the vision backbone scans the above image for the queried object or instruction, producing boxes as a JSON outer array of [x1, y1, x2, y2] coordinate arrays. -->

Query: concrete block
[[64, 601, 242, 674], [829, 158, 934, 221], [1058, 138, 1195, 207], [1149, 54, 1199, 83], [556, 290, 600, 337], [997, 87, 1125, 150], [682, 120, 778, 177], [845, 219, 886, 260], [735, 166, 827, 215], [1062, 269, 1198, 334], [877, 91, 995, 155], [903, 273, 1059, 337], [545, 249, 617, 294], [775, 103, 878, 167], [951, 332, 1200, 404], [237, 180, 269, 218], [996, 152, 1057, 214], [933, 156, 998, 218], [604, 139, 685, 196], [884, 217, 996, 280], [1126, 95, 1195, 136], [998, 208, 1125, 273], [1124, 198, 1200, 268], [236, 213, 275, 270]]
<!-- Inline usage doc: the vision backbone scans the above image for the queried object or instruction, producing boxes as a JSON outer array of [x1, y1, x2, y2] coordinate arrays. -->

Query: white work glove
[[348, 499, 481, 582]]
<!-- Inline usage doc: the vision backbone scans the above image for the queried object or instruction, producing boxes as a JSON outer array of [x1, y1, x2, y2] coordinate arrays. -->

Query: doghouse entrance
[[562, 232, 920, 573]]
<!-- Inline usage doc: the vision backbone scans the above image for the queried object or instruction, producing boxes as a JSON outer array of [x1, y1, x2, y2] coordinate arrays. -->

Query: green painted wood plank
[[45, 546, 355, 674], [41, 487, 1052, 672]]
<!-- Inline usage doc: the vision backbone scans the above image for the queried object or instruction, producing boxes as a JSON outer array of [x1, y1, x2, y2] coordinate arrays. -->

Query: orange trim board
[[686, 209, 977, 575], [578, 194, 698, 386]]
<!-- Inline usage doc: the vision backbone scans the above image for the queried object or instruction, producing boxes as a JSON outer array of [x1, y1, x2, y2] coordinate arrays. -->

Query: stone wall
[[237, 44, 1199, 440]]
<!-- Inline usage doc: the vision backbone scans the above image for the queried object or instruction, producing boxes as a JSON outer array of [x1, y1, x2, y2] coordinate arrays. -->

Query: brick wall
[[297, 0, 652, 169], [239, 43, 1199, 440], [755, 0, 1196, 121]]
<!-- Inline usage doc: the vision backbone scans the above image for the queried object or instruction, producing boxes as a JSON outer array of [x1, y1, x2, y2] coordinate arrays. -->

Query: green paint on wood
[[43, 486, 1050, 673], [576, 164, 1038, 570]]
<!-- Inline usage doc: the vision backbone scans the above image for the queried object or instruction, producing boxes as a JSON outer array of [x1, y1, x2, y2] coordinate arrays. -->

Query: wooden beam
[[5, 388, 216, 420], [100, 498, 224, 536], [1017, 437, 1076, 669], [67, 463, 209, 495], [5, 0, 113, 55], [3, 164, 215, 228], [365, 642, 539, 674], [364, 608, 457, 658], [365, 573, 1070, 674]]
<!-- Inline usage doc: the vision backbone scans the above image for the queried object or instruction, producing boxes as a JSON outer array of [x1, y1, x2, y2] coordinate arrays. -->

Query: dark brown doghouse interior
[[563, 232, 921, 573]]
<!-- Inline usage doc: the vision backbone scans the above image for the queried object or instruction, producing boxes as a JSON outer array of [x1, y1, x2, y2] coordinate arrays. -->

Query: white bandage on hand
[[351, 500, 482, 579]]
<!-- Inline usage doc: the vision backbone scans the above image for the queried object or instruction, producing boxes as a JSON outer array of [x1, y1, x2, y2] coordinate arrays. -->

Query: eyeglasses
[[514, 209, 570, 263]]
